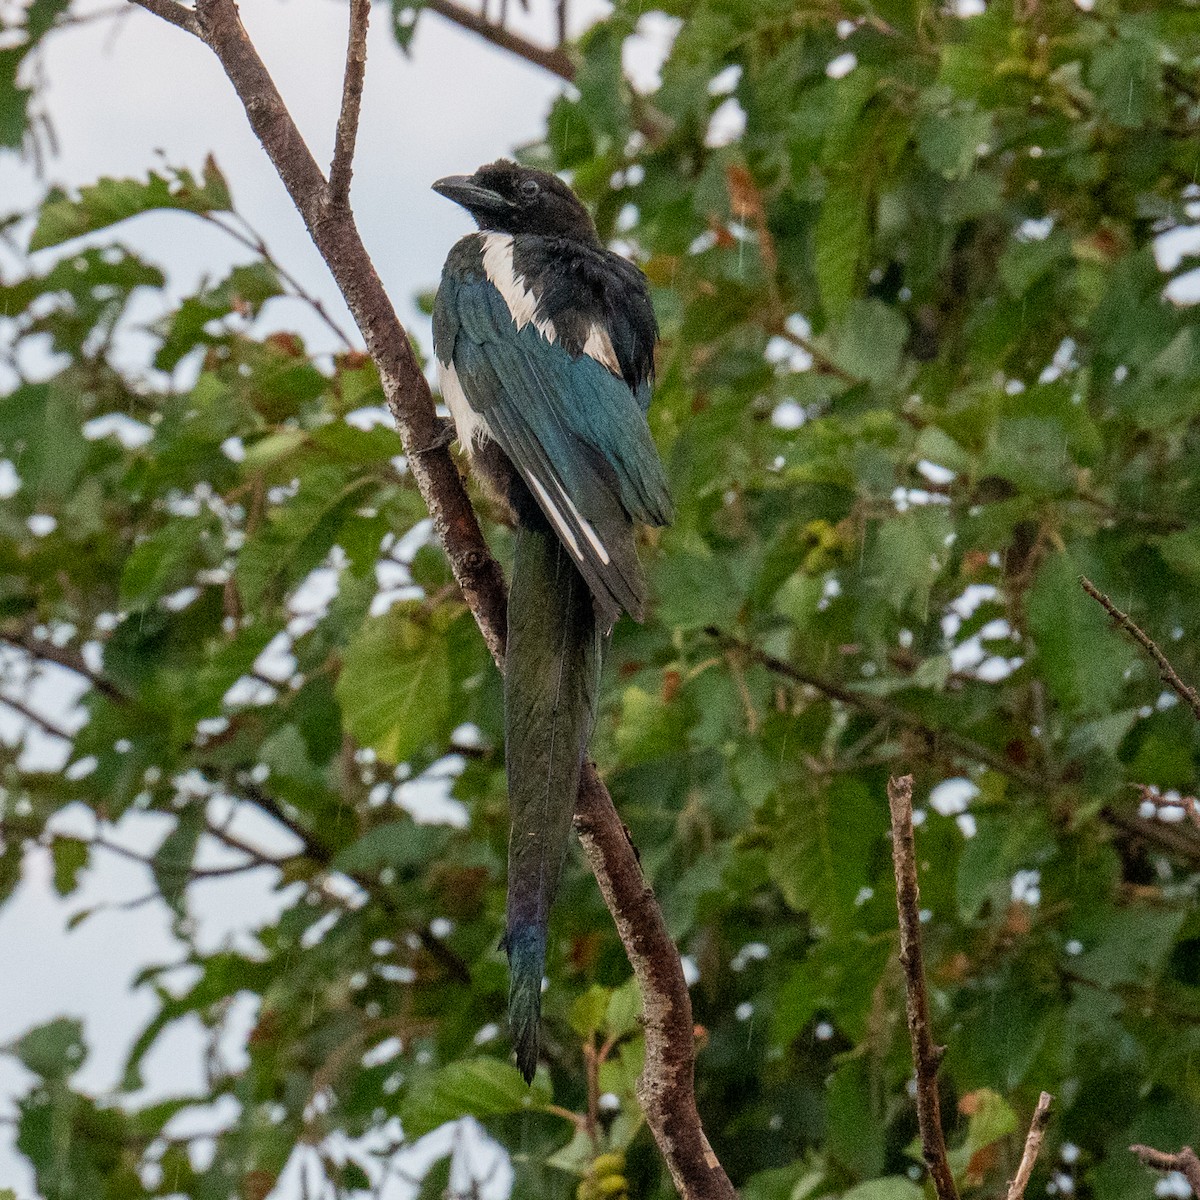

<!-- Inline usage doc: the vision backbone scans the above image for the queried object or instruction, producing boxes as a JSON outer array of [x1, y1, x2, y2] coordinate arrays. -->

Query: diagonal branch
[[128, 0, 200, 36], [328, 0, 370, 208], [0, 692, 73, 742], [1131, 1145, 1200, 1198], [887, 774, 959, 1200], [423, 0, 575, 80], [575, 767, 736, 1200], [714, 630, 1046, 792], [1080, 576, 1200, 722], [1006, 1093, 1053, 1200]]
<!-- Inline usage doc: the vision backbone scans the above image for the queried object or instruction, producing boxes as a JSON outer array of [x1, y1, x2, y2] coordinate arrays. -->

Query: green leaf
[[916, 100, 993, 180], [816, 174, 868, 321], [841, 1177, 925, 1200], [1026, 555, 1137, 717], [152, 807, 204, 914], [120, 518, 214, 609], [831, 300, 907, 387], [570, 985, 612, 1038], [769, 778, 881, 933], [331, 821, 450, 874], [29, 158, 233, 250], [11, 1018, 87, 1080], [236, 465, 374, 604], [336, 603, 454, 765], [605, 978, 641, 1040], [401, 1058, 552, 1137], [51, 837, 88, 897]]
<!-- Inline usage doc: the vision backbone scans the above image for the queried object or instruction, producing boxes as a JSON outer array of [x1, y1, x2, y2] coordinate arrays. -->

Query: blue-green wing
[[437, 270, 672, 623]]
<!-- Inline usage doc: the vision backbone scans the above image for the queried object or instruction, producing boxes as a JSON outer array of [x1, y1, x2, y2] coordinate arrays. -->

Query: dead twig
[[1080, 577, 1200, 722], [1131, 1145, 1200, 1198], [887, 774, 959, 1200], [1006, 1092, 1053, 1200]]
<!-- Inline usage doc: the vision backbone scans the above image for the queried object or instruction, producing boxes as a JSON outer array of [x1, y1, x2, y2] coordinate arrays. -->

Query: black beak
[[432, 174, 511, 216]]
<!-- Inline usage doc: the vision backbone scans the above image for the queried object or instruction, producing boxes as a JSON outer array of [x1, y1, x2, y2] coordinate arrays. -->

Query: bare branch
[[1131, 1145, 1200, 1198], [199, 210, 357, 348], [184, 0, 507, 662], [887, 774, 959, 1200], [424, 0, 575, 81], [127, 0, 201, 37], [1, 632, 127, 704], [714, 631, 1045, 792], [1006, 1093, 1053, 1200], [328, 0, 370, 208], [574, 766, 737, 1200], [1080, 576, 1200, 722], [0, 692, 73, 742]]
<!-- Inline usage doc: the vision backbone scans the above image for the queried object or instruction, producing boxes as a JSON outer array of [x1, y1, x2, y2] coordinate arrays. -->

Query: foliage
[[3, 0, 1200, 1198]]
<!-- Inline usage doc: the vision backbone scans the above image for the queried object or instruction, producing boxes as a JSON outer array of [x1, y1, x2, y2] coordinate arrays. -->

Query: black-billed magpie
[[432, 160, 672, 1082]]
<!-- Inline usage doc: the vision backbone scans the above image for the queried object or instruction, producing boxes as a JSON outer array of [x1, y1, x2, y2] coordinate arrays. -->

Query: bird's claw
[[412, 416, 456, 455]]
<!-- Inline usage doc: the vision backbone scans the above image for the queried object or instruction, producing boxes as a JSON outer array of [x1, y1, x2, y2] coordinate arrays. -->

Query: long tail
[[502, 512, 602, 1083]]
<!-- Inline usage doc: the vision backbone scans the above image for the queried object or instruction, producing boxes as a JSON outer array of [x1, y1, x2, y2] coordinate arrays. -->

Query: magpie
[[432, 160, 672, 1082]]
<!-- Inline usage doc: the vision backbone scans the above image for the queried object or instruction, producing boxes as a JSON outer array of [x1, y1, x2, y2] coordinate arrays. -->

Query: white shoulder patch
[[480, 233, 557, 344], [437, 360, 488, 454]]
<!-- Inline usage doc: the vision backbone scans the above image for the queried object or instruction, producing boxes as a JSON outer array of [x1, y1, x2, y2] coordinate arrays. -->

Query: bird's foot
[[411, 416, 457, 456]]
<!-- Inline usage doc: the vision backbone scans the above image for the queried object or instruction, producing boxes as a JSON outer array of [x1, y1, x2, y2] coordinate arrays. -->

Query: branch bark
[[1080, 576, 1200, 722], [1131, 1145, 1200, 1198], [1006, 1092, 1053, 1200], [887, 774, 959, 1200], [128, 2, 730, 1195], [328, 0, 369, 207], [575, 766, 736, 1200], [424, 0, 575, 81]]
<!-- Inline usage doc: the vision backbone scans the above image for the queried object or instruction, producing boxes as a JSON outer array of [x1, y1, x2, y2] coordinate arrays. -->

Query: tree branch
[[574, 766, 736, 1200], [1131, 1145, 1200, 1198], [423, 0, 575, 81], [328, 0, 370, 208], [887, 774, 959, 1200], [1006, 1093, 1053, 1200], [0, 692, 73, 742], [1080, 577, 1200, 722], [714, 630, 1046, 792], [128, 0, 200, 36], [119, 4, 733, 1194], [1, 631, 127, 704], [183, 0, 507, 662]]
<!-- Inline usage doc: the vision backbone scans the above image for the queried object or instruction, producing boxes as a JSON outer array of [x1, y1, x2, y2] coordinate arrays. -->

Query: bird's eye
[[519, 178, 540, 199]]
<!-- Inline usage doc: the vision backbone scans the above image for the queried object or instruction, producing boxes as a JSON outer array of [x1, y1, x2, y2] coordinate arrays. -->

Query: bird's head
[[433, 160, 598, 243]]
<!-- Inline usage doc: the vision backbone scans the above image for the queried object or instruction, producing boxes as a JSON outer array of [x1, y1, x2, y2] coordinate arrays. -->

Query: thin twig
[[1131, 1145, 1200, 1198], [1, 632, 127, 704], [886, 775, 959, 1200], [328, 0, 370, 208], [423, 0, 575, 80], [1006, 1092, 1053, 1200], [0, 692, 73, 742], [127, 0, 200, 37], [1080, 577, 1200, 722], [198, 211, 356, 348], [714, 630, 1045, 792]]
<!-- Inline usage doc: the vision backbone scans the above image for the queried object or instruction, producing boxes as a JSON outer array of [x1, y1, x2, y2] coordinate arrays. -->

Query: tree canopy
[[2, 0, 1200, 1198]]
